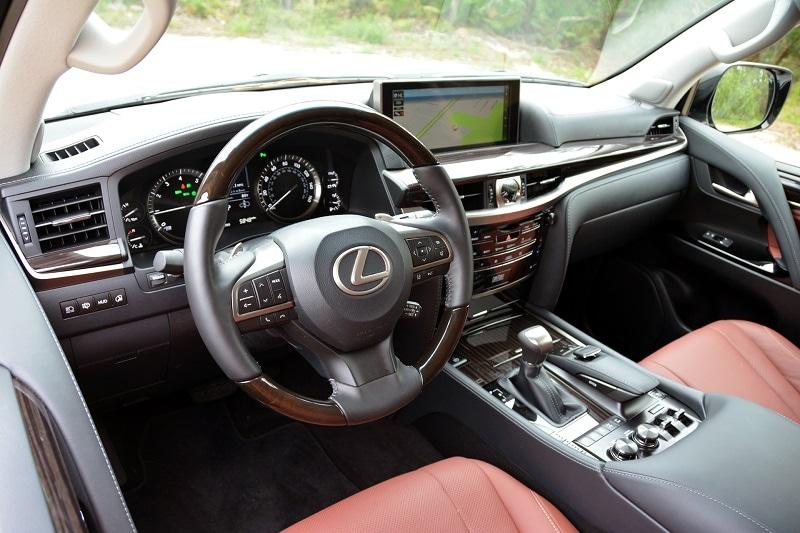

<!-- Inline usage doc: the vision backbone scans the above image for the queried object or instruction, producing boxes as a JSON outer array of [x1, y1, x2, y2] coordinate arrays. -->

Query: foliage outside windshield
[[46, 0, 727, 118]]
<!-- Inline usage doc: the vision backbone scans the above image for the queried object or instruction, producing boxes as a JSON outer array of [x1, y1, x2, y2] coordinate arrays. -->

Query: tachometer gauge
[[146, 168, 203, 243], [255, 154, 322, 222]]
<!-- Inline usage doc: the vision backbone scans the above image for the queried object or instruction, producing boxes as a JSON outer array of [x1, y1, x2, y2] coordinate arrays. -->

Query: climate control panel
[[470, 209, 553, 296]]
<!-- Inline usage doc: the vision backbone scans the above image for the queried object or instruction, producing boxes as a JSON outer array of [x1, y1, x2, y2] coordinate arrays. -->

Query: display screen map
[[388, 85, 513, 151]]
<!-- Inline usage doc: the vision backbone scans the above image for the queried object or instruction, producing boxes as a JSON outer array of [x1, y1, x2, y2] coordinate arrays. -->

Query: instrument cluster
[[118, 144, 351, 254]]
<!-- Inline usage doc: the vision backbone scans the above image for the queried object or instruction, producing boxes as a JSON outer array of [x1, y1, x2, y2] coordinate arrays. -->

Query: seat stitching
[[471, 461, 521, 533], [530, 489, 561, 533], [761, 325, 800, 371], [711, 324, 798, 418], [418, 467, 474, 533], [604, 469, 773, 533], [643, 360, 688, 385]]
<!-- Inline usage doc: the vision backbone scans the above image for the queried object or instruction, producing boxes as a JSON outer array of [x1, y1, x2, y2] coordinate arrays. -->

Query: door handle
[[711, 182, 758, 207]]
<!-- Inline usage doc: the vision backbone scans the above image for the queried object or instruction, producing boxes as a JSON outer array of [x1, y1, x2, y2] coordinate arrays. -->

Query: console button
[[633, 423, 660, 449], [253, 276, 274, 307], [60, 300, 79, 319], [609, 438, 639, 461], [93, 292, 112, 311], [573, 345, 601, 361], [109, 289, 127, 307], [77, 296, 94, 315]]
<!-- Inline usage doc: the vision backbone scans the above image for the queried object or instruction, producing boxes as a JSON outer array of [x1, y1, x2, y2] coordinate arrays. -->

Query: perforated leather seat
[[641, 320, 800, 423], [285, 457, 577, 533]]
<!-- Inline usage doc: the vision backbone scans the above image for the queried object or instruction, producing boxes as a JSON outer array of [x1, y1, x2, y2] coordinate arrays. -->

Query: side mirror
[[688, 62, 792, 134]]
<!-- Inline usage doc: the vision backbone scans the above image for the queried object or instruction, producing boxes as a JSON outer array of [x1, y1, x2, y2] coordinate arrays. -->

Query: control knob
[[632, 423, 660, 449], [609, 438, 639, 461]]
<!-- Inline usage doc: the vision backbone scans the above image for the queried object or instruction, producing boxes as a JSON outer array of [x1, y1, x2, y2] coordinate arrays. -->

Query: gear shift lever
[[499, 325, 586, 426], [517, 326, 553, 377]]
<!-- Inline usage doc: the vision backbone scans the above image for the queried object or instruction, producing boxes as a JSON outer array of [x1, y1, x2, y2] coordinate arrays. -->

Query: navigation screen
[[378, 80, 519, 152]]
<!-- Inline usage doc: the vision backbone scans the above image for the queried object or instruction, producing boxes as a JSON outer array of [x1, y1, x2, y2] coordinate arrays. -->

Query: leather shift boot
[[499, 365, 586, 426]]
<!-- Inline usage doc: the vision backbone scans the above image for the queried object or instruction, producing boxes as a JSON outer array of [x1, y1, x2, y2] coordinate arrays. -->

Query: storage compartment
[[70, 315, 170, 401]]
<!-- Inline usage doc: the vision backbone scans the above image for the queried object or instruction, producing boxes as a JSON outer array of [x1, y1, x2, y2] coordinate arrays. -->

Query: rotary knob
[[609, 438, 639, 461], [633, 423, 660, 449]]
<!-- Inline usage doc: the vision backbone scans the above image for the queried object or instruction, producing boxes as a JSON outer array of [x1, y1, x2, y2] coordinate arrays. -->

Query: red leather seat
[[285, 457, 576, 533], [641, 320, 800, 423]]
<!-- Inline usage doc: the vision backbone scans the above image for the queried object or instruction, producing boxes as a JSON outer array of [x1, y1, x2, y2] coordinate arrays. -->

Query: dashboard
[[0, 78, 686, 407], [118, 132, 355, 257]]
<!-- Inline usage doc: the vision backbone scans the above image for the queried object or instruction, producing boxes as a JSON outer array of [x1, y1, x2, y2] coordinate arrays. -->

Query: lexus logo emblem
[[333, 246, 391, 296]]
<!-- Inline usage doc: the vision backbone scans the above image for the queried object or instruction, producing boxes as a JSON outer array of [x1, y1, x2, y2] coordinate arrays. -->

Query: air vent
[[44, 137, 100, 162], [456, 181, 484, 211], [29, 185, 109, 253], [647, 117, 676, 137], [420, 181, 484, 211], [525, 170, 562, 198]]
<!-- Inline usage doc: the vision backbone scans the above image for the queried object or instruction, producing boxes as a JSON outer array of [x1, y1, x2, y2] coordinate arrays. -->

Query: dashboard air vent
[[646, 117, 676, 137], [29, 184, 109, 253], [456, 181, 484, 211], [44, 137, 100, 162], [525, 170, 562, 198]]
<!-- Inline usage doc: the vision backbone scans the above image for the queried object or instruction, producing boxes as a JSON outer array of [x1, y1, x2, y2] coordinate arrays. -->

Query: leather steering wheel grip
[[184, 101, 471, 426]]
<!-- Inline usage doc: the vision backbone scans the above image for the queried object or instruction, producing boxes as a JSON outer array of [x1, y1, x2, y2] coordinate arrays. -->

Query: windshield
[[46, 0, 728, 119]]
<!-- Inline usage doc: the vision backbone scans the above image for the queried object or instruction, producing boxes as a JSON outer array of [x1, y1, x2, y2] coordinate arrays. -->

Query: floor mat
[[125, 403, 358, 533], [120, 395, 442, 532]]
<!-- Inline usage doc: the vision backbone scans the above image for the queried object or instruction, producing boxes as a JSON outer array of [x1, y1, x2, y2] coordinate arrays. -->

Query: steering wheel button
[[272, 288, 288, 304], [237, 297, 258, 314], [267, 272, 285, 292]]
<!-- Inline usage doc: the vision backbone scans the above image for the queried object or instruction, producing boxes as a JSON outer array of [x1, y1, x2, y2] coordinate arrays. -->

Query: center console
[[451, 298, 700, 462]]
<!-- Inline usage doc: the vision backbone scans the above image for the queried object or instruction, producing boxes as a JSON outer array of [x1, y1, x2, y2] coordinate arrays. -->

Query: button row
[[472, 231, 537, 258], [475, 243, 534, 270], [61, 289, 127, 319], [575, 416, 624, 448], [260, 308, 297, 327], [412, 263, 448, 283], [405, 236, 449, 267], [235, 268, 292, 316]]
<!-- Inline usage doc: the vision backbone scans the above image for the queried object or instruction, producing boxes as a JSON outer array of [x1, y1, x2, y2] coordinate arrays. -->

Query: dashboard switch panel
[[60, 289, 127, 319]]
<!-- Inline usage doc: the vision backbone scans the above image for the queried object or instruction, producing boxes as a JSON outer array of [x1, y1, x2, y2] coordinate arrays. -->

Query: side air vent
[[44, 137, 100, 162], [646, 116, 676, 137], [29, 185, 109, 253]]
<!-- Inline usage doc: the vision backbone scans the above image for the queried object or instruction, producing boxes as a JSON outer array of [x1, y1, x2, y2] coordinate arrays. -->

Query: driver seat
[[285, 457, 577, 532]]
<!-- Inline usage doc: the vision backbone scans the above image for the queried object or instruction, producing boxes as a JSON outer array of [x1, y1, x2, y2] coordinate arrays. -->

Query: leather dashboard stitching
[[604, 469, 773, 533], [4, 243, 136, 531]]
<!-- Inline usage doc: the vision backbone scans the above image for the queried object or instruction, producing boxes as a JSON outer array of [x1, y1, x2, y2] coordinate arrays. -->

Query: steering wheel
[[184, 101, 472, 426]]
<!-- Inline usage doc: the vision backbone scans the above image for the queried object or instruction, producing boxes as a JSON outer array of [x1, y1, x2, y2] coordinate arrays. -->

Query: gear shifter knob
[[517, 326, 553, 376]]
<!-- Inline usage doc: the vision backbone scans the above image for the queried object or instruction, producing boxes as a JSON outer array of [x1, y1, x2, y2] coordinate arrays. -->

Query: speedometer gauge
[[255, 154, 322, 222], [146, 168, 203, 243]]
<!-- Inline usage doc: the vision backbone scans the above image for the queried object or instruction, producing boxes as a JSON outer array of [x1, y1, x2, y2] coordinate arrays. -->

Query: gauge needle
[[123, 208, 139, 218], [269, 185, 298, 212], [129, 236, 146, 242], [153, 205, 192, 215]]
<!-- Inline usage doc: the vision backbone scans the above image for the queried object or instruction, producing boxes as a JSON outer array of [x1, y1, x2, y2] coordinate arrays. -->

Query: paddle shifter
[[499, 325, 586, 426]]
